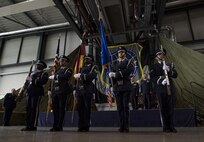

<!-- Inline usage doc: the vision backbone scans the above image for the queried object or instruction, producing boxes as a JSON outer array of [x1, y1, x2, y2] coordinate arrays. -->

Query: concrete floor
[[0, 126, 204, 142]]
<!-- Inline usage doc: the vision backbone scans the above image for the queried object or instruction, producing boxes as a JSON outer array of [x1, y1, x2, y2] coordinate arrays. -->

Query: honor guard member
[[150, 48, 178, 133], [74, 54, 98, 132], [21, 60, 48, 131], [49, 55, 73, 132], [140, 73, 152, 109], [2, 88, 17, 126], [130, 77, 139, 110], [109, 46, 134, 133]]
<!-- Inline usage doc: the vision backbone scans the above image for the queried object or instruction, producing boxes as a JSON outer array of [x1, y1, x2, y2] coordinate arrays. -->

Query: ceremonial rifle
[[71, 80, 78, 124], [16, 60, 35, 101], [161, 45, 171, 95]]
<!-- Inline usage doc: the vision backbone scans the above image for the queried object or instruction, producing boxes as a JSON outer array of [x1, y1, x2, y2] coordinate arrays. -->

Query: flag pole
[[100, 18, 114, 108], [46, 34, 61, 122]]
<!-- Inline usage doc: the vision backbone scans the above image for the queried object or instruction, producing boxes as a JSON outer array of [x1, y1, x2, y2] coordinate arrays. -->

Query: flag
[[47, 37, 61, 114], [52, 37, 60, 73], [100, 19, 111, 67], [108, 43, 144, 82], [99, 18, 113, 107], [73, 45, 85, 74], [71, 44, 85, 119]]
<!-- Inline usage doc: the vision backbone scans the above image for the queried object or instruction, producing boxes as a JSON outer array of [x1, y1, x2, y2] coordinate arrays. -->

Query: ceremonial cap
[[60, 55, 70, 62], [84, 54, 94, 62], [117, 46, 127, 53], [155, 48, 166, 56], [36, 60, 47, 68]]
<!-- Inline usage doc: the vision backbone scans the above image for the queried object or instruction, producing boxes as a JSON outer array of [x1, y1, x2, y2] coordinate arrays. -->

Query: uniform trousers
[[77, 93, 92, 130], [25, 95, 41, 129], [156, 92, 174, 130], [115, 91, 130, 129], [52, 93, 68, 130]]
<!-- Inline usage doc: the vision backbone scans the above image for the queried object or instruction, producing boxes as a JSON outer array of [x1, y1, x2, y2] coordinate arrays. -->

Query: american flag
[[106, 88, 113, 108], [52, 37, 60, 73], [100, 18, 113, 108], [47, 37, 61, 114]]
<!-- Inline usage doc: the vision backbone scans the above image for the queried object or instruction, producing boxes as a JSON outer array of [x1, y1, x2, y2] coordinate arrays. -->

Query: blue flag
[[98, 19, 114, 107], [100, 19, 110, 67]]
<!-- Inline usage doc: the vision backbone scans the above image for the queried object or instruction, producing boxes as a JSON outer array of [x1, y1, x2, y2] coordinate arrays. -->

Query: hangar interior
[[0, 0, 204, 125]]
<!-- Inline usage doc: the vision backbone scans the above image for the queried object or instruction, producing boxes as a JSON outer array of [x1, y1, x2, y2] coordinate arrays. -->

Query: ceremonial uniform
[[74, 54, 97, 132], [150, 48, 178, 133], [22, 60, 48, 131], [109, 47, 134, 132], [3, 89, 17, 126], [130, 81, 139, 110], [50, 55, 73, 132], [140, 76, 151, 109]]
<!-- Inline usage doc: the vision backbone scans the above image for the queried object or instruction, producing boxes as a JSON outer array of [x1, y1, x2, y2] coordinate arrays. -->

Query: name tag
[[117, 81, 123, 85], [79, 85, 84, 90], [54, 86, 59, 91]]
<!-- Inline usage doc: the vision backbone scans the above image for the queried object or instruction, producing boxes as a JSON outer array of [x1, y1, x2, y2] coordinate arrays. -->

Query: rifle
[[46, 90, 52, 122], [161, 45, 171, 95], [16, 60, 35, 101], [162, 59, 171, 95], [71, 80, 78, 124]]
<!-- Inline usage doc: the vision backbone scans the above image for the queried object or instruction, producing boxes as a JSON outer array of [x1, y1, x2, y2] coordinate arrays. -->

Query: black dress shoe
[[77, 128, 83, 132], [21, 127, 31, 131], [124, 128, 129, 133], [29, 127, 37, 131], [118, 128, 124, 133], [50, 128, 58, 132], [163, 128, 171, 133], [83, 128, 89, 132], [170, 128, 177, 133], [78, 128, 89, 132], [3, 124, 9, 126]]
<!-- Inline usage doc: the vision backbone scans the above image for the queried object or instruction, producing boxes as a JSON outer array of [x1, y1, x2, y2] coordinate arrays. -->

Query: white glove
[[26, 76, 32, 81], [49, 75, 54, 80], [109, 72, 116, 78], [110, 87, 113, 92], [48, 90, 52, 96], [73, 90, 76, 95], [74, 73, 81, 79], [162, 78, 167, 85], [163, 64, 170, 72]]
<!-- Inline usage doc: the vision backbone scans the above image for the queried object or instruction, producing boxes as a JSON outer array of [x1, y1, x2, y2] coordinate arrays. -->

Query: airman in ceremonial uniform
[[74, 54, 98, 132], [21, 60, 48, 131], [150, 48, 178, 133], [109, 46, 134, 133], [49, 55, 73, 132]]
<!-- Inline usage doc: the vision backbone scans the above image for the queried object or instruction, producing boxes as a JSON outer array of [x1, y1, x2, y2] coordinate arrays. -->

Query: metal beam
[[165, 1, 204, 14], [83, 0, 100, 31], [0, 22, 71, 38], [166, 0, 202, 8], [186, 9, 195, 40], [0, 39, 5, 61], [0, 0, 55, 17], [53, 0, 83, 39], [86, 26, 154, 39], [9, 0, 40, 26], [156, 0, 166, 30], [3, 16, 31, 28], [143, 0, 153, 26]]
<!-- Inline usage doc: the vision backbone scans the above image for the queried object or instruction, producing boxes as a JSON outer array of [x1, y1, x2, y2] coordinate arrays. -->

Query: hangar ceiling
[[0, 0, 203, 45]]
